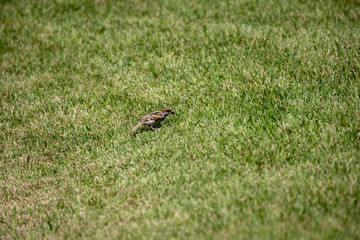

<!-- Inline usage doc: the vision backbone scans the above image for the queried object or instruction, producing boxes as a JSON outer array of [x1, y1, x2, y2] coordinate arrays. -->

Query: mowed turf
[[1, 0, 359, 239]]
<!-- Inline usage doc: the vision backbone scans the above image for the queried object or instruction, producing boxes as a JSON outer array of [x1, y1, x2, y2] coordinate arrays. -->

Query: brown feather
[[139, 111, 164, 122]]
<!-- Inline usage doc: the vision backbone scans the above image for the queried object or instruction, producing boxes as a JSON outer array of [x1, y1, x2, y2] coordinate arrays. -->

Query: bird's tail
[[130, 122, 143, 133]]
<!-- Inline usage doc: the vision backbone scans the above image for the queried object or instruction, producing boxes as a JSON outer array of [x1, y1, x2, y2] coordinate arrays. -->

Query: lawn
[[1, 0, 360, 239]]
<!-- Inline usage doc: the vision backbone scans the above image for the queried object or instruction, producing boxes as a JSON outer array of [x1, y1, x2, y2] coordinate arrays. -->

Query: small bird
[[130, 108, 175, 133]]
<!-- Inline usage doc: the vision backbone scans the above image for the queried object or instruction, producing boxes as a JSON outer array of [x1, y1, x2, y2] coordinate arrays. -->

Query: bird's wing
[[138, 111, 164, 122]]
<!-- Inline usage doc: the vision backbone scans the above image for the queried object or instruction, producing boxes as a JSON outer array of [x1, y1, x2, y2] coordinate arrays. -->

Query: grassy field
[[1, 0, 360, 239]]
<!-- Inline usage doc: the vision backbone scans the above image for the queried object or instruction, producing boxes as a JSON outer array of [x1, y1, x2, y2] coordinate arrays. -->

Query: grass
[[1, 0, 360, 239]]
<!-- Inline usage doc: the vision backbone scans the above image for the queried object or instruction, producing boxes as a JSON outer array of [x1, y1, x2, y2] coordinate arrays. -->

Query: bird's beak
[[171, 111, 175, 115]]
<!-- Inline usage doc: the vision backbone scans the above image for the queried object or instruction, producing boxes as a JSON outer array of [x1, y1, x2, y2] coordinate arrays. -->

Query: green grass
[[1, 0, 360, 239]]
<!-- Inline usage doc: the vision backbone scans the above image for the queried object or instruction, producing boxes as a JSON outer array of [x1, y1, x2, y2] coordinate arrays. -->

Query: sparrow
[[130, 108, 175, 133]]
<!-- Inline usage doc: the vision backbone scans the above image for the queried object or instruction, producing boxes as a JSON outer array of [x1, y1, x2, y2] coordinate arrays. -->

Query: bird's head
[[161, 108, 175, 116]]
